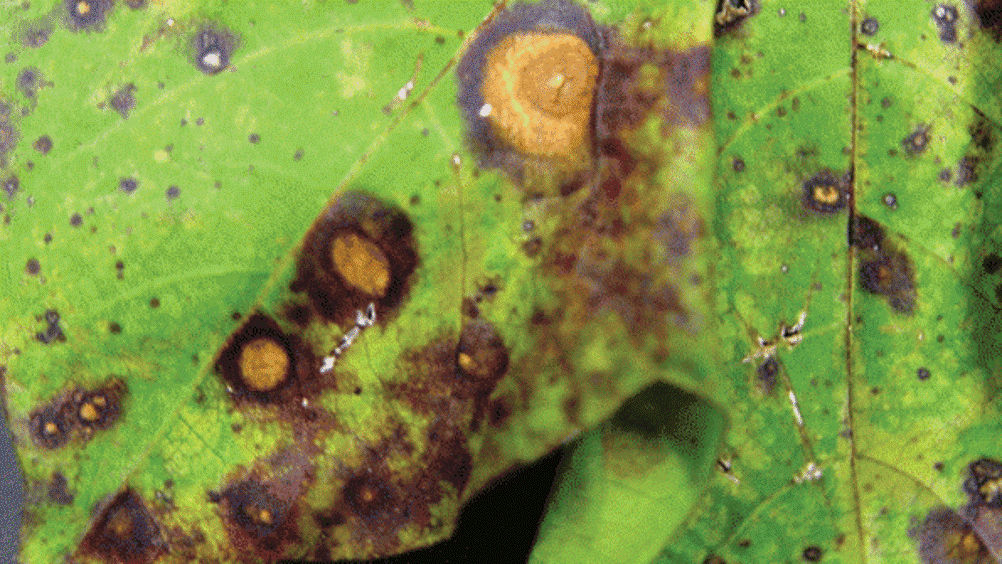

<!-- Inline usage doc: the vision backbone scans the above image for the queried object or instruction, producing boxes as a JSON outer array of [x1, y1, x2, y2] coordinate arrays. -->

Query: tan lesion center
[[480, 32, 599, 159], [812, 184, 841, 206], [238, 338, 290, 392], [331, 233, 392, 298]]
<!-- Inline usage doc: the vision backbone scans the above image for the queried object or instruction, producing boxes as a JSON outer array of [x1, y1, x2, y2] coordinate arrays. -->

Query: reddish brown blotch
[[291, 192, 418, 328], [78, 489, 167, 564]]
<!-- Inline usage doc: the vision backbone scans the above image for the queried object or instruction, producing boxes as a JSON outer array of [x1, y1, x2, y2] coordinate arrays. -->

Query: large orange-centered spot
[[331, 233, 391, 297], [481, 32, 598, 159], [238, 338, 290, 392]]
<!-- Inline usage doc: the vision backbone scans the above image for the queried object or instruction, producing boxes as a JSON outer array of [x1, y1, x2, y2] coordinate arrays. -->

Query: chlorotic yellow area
[[237, 338, 290, 392], [480, 32, 599, 159], [331, 233, 391, 297]]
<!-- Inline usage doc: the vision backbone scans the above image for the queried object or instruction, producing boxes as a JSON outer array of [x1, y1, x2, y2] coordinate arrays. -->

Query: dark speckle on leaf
[[33, 135, 52, 154], [860, 17, 879, 35], [16, 67, 42, 98], [110, 83, 136, 119], [0, 121, 19, 166], [36, 310, 65, 344], [25, 258, 40, 275], [983, 253, 1002, 274], [802, 545, 823, 561], [166, 185, 180, 200], [248, 133, 260, 144], [917, 367, 931, 380], [70, 213, 83, 227], [119, 177, 138, 194]]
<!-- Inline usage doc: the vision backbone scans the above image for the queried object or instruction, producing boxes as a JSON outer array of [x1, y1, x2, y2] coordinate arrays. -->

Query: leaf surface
[[0, 0, 717, 561]]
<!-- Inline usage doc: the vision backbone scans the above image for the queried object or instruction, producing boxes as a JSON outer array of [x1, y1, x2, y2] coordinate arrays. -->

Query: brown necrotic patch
[[390, 323, 509, 431], [215, 480, 298, 559], [714, 0, 759, 36], [971, 0, 1002, 40], [903, 126, 932, 156], [914, 507, 996, 563], [214, 313, 315, 403], [756, 356, 779, 394], [29, 378, 127, 448], [192, 25, 236, 75], [342, 471, 401, 527], [964, 459, 1002, 507], [47, 472, 74, 505], [455, 0, 603, 180], [111, 84, 137, 119], [292, 192, 418, 327], [28, 402, 73, 449], [851, 215, 917, 314], [932, 4, 960, 43], [79, 489, 166, 564], [802, 170, 849, 214], [65, 0, 113, 31], [73, 380, 125, 430]]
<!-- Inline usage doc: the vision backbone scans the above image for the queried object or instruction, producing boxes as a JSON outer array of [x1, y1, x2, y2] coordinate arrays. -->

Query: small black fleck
[[939, 168, 952, 182], [109, 322, 122, 334], [802, 545, 823, 561], [165, 185, 180, 200], [25, 258, 40, 275], [248, 133, 260, 144], [732, 158, 745, 172], [883, 193, 897, 209], [983, 253, 1002, 274], [70, 213, 83, 227], [149, 297, 160, 308], [861, 17, 879, 36], [756, 356, 779, 393], [293, 149, 304, 161]]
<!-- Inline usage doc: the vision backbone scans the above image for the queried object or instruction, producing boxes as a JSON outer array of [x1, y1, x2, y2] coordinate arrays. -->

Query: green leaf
[[531, 383, 726, 564], [535, 2, 1002, 563], [0, 0, 717, 561]]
